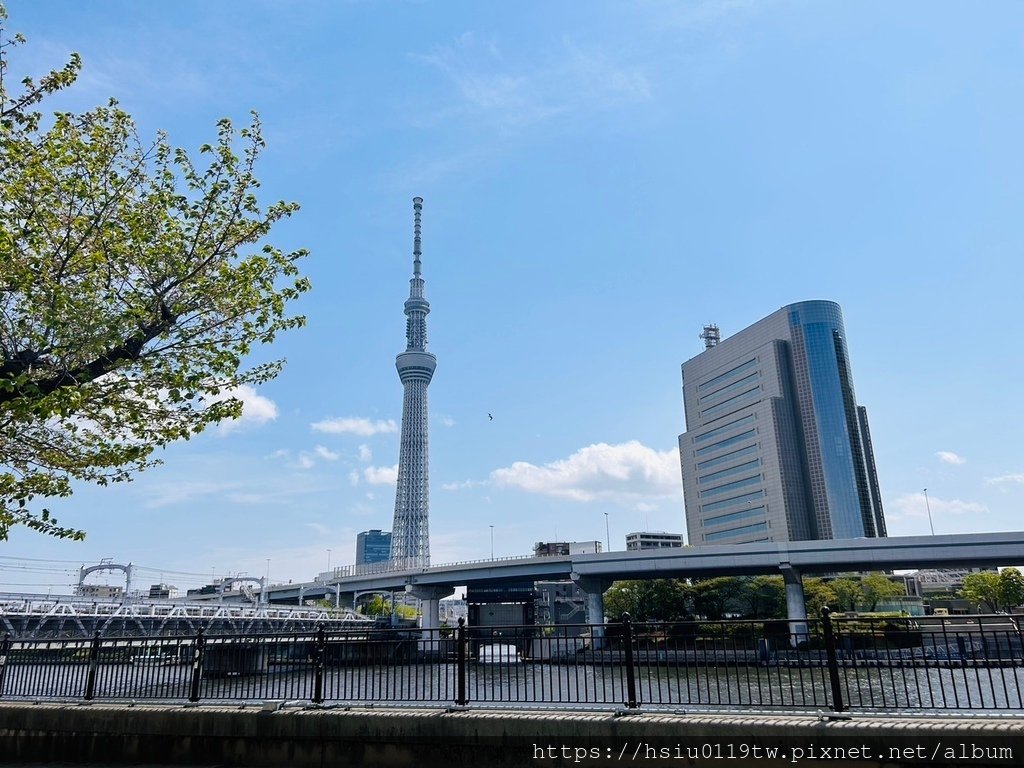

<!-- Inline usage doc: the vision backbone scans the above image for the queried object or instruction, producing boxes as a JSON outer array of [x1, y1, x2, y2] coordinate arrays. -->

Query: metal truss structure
[[0, 596, 374, 639]]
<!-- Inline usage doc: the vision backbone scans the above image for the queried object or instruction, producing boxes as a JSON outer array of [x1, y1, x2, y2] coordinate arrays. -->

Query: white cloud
[[438, 414, 456, 428], [936, 451, 966, 465], [364, 464, 399, 485], [416, 33, 651, 133], [211, 385, 278, 435], [142, 480, 243, 509], [348, 470, 360, 487], [490, 441, 680, 502], [314, 445, 340, 461], [889, 492, 988, 521], [987, 473, 1024, 486], [269, 448, 322, 470], [134, 459, 343, 513], [311, 417, 398, 436], [442, 479, 480, 491], [358, 444, 373, 462], [305, 522, 329, 536]]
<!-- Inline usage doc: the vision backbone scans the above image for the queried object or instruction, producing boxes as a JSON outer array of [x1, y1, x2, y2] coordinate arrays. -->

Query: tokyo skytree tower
[[389, 197, 436, 568]]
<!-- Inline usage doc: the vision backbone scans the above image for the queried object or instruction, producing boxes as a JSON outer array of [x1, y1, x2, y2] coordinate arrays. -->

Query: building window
[[698, 459, 761, 485], [697, 358, 758, 392], [700, 386, 761, 419], [698, 372, 761, 403], [694, 429, 757, 457], [700, 490, 765, 514], [699, 474, 761, 498], [693, 414, 755, 444], [704, 506, 766, 527], [704, 521, 769, 542], [696, 443, 759, 471]]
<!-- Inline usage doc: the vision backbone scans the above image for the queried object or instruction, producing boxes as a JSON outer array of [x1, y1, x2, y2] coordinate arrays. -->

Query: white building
[[625, 531, 684, 551]]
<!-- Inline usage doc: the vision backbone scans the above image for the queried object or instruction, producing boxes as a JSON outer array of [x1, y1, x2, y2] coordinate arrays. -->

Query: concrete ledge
[[1, 703, 1023, 766]]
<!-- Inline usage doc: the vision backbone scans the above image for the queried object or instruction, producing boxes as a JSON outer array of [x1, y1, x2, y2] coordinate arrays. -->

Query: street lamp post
[[327, 548, 332, 574], [923, 488, 935, 536], [604, 512, 610, 553], [490, 525, 494, 560]]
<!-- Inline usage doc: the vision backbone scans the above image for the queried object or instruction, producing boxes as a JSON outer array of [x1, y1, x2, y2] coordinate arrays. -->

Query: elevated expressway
[[269, 531, 1024, 635]]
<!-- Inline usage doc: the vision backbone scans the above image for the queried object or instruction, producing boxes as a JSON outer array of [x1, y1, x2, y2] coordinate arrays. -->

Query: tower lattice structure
[[389, 197, 436, 569]]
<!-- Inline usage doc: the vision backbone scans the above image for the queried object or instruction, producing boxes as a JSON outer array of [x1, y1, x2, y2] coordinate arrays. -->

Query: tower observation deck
[[389, 197, 436, 568]]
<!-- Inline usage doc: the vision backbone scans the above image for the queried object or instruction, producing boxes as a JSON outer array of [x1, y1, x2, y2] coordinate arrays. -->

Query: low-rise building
[[625, 531, 684, 551], [76, 584, 124, 599], [147, 583, 179, 599], [903, 567, 999, 597]]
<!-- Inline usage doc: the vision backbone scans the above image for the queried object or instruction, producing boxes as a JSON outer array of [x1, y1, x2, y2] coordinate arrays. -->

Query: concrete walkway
[[1, 702, 1022, 766]]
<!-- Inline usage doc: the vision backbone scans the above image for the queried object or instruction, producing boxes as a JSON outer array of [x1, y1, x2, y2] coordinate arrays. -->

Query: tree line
[[603, 568, 1024, 621], [603, 573, 907, 622]]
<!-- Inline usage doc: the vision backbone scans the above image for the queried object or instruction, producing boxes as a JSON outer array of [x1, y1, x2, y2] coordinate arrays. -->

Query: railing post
[[0, 632, 11, 697], [83, 630, 102, 701], [821, 607, 845, 713], [455, 617, 467, 706], [312, 623, 326, 705], [622, 613, 638, 709], [188, 628, 205, 703]]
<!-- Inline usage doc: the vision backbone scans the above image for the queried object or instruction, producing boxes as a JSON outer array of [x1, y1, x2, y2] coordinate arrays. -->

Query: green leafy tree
[[737, 575, 785, 619], [958, 569, 1024, 613], [860, 573, 905, 611], [802, 577, 837, 618], [960, 572, 1002, 612], [999, 568, 1024, 611], [603, 579, 692, 622], [828, 578, 863, 612], [691, 577, 739, 621], [358, 594, 417, 619], [0, 8, 309, 539]]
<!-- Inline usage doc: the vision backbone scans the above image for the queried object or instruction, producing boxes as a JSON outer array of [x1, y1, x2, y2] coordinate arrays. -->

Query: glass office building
[[355, 529, 393, 565], [678, 301, 886, 546]]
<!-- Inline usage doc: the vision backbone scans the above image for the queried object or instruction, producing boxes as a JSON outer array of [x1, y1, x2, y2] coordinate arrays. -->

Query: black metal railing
[[1, 610, 1021, 712]]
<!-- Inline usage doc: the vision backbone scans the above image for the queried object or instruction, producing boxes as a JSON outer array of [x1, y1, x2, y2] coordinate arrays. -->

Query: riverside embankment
[[1, 702, 1022, 767]]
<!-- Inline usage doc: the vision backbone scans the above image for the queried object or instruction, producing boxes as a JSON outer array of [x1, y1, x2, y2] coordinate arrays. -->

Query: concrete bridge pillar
[[780, 565, 808, 647], [572, 575, 612, 650], [406, 584, 455, 656]]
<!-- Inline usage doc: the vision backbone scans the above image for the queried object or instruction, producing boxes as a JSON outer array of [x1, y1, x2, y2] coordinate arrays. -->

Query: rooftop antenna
[[699, 323, 720, 350]]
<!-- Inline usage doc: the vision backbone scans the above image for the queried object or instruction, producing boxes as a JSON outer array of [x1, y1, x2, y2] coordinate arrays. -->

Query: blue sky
[[2, 1, 1023, 594]]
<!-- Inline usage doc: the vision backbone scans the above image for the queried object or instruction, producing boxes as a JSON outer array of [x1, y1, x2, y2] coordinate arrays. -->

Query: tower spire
[[412, 196, 422, 278], [389, 197, 437, 569]]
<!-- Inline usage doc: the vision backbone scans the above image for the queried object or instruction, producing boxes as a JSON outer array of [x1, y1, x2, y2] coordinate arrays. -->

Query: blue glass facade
[[356, 529, 393, 565], [788, 302, 863, 539], [679, 300, 886, 545]]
